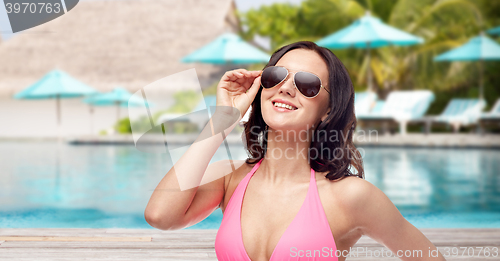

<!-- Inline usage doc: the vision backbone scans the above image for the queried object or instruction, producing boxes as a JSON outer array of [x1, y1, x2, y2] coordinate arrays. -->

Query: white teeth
[[273, 102, 295, 110]]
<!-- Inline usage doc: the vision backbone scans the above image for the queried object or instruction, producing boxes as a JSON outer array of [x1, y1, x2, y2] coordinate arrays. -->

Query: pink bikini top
[[215, 159, 338, 260]]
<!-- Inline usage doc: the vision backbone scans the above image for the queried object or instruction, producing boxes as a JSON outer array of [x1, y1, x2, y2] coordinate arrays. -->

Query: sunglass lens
[[295, 72, 321, 97], [261, 67, 287, 89]]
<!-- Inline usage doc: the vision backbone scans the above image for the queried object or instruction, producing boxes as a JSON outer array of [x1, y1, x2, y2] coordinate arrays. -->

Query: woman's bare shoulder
[[208, 159, 246, 171], [207, 159, 257, 188], [207, 159, 252, 176], [214, 159, 257, 210], [326, 175, 382, 210], [327, 176, 410, 240]]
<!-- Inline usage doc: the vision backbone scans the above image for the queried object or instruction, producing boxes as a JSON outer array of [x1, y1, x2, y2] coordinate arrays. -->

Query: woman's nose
[[278, 73, 296, 97]]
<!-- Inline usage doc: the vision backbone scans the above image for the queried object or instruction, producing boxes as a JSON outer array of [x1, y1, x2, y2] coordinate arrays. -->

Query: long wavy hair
[[242, 41, 364, 180]]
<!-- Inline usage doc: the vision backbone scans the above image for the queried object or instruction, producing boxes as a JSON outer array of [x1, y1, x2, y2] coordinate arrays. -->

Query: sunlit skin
[[145, 48, 446, 261]]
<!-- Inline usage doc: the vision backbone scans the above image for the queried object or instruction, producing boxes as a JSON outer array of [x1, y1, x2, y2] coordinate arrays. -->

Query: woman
[[145, 41, 446, 261]]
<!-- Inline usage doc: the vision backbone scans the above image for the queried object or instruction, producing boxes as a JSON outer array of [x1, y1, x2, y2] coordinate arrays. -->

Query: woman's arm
[[343, 177, 446, 260], [144, 69, 261, 230]]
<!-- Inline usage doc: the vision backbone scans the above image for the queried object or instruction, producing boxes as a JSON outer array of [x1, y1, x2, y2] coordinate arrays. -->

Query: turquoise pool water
[[1, 141, 499, 229]]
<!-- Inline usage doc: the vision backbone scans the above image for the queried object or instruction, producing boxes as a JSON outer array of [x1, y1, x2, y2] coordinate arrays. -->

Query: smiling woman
[[144, 41, 447, 261], [243, 43, 363, 181]]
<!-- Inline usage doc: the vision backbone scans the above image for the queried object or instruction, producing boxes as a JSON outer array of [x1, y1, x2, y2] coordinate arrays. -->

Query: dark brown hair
[[243, 41, 364, 180]]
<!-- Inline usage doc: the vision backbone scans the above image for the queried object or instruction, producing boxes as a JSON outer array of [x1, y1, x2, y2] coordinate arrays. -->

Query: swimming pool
[[1, 141, 499, 228]]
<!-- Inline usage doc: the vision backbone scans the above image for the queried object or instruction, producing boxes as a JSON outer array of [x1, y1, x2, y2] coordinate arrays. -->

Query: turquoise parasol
[[316, 11, 424, 91], [181, 33, 270, 64], [435, 33, 500, 99], [14, 69, 98, 138]]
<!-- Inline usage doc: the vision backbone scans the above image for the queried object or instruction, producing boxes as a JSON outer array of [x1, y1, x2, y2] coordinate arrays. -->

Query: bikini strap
[[247, 158, 264, 177], [309, 167, 319, 197]]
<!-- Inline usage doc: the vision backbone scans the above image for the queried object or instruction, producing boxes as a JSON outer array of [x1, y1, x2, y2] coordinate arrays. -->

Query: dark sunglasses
[[260, 66, 330, 98]]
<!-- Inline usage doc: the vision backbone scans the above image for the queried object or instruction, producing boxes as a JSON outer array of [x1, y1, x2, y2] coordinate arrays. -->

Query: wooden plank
[[0, 228, 218, 237], [0, 236, 151, 242], [0, 241, 215, 249]]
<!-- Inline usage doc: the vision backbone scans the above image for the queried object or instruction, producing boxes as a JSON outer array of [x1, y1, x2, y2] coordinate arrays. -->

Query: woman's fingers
[[222, 70, 243, 81], [226, 71, 242, 81], [241, 71, 262, 90], [230, 69, 260, 78], [224, 69, 261, 89], [216, 69, 262, 114], [246, 75, 261, 100]]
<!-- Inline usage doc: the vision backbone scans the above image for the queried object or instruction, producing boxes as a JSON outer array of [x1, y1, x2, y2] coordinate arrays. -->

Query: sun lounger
[[370, 100, 386, 115], [357, 90, 435, 134], [354, 91, 377, 115], [432, 98, 486, 133], [479, 98, 500, 132], [157, 95, 249, 131], [156, 96, 216, 132]]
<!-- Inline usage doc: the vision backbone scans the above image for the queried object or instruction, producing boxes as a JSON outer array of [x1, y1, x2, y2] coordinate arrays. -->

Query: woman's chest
[[237, 179, 359, 260]]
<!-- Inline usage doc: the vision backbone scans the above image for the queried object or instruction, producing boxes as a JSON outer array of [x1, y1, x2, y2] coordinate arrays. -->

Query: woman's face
[[261, 49, 331, 132]]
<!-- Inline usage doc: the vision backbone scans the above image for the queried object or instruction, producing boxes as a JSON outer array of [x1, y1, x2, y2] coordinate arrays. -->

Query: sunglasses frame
[[260, 66, 330, 98]]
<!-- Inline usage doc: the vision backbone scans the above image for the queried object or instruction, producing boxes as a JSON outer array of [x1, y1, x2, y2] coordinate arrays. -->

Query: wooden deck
[[0, 228, 499, 260]]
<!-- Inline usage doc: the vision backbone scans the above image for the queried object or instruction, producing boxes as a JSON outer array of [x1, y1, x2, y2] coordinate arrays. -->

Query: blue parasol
[[84, 87, 152, 124], [316, 11, 424, 91], [435, 34, 500, 99], [487, 26, 500, 36], [14, 69, 97, 138], [181, 33, 270, 64]]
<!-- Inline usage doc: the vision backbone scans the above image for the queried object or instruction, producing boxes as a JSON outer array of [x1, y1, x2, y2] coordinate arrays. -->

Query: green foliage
[[239, 3, 302, 50], [115, 117, 132, 134], [165, 90, 201, 114], [117, 116, 199, 134], [129, 115, 159, 134], [162, 121, 199, 134]]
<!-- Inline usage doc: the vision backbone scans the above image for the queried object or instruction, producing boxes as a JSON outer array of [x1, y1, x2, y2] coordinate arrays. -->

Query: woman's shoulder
[[322, 175, 383, 211], [207, 159, 247, 171], [208, 159, 257, 188], [324, 175, 404, 234], [214, 159, 258, 211], [208, 159, 254, 177]]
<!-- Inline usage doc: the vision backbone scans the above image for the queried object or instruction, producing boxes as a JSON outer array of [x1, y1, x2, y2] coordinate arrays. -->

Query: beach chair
[[357, 90, 435, 135], [432, 99, 487, 133], [479, 98, 500, 132], [158, 95, 248, 131], [370, 100, 386, 115], [356, 100, 394, 133], [156, 96, 217, 132], [194, 95, 249, 127], [185, 95, 217, 131], [354, 91, 377, 115]]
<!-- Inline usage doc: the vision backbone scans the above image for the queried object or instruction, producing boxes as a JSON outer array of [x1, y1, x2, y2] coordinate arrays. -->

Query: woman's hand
[[216, 69, 261, 118]]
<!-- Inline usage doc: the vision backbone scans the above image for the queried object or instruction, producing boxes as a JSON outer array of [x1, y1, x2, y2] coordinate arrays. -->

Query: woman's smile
[[272, 98, 298, 112]]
